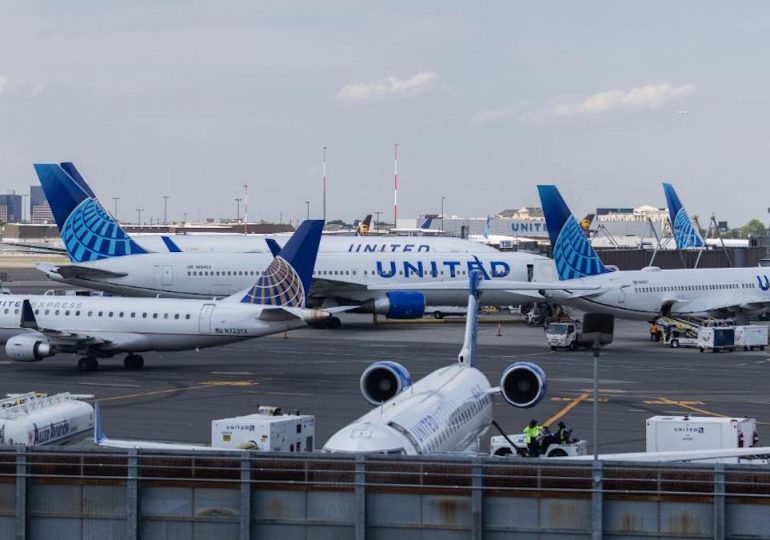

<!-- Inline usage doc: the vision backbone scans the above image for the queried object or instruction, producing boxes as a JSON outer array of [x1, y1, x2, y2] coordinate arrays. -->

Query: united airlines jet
[[323, 270, 548, 455], [537, 185, 770, 322], [663, 183, 705, 250], [35, 163, 560, 324], [1, 221, 332, 371]]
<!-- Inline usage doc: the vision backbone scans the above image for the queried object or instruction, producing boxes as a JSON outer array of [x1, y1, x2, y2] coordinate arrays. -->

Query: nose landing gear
[[77, 357, 99, 372], [124, 354, 144, 370]]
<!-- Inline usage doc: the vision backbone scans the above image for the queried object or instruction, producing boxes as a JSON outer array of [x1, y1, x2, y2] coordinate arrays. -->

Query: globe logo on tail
[[553, 216, 610, 280], [62, 198, 147, 262], [241, 257, 305, 307], [672, 208, 704, 250]]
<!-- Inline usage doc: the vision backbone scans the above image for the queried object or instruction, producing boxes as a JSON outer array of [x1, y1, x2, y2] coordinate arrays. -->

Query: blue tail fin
[[93, 401, 105, 444], [240, 220, 323, 307], [161, 236, 182, 253], [662, 183, 705, 250], [419, 217, 433, 229], [538, 185, 611, 280], [34, 163, 148, 262], [59, 162, 96, 198], [483, 215, 491, 239]]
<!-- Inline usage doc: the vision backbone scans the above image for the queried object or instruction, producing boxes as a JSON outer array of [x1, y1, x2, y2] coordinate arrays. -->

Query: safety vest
[[523, 425, 542, 443]]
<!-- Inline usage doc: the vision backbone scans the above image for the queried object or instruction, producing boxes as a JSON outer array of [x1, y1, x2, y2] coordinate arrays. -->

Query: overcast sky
[[1, 1, 769, 226]]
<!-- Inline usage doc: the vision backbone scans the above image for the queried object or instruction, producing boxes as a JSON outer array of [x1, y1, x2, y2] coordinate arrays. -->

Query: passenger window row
[[28, 308, 193, 320]]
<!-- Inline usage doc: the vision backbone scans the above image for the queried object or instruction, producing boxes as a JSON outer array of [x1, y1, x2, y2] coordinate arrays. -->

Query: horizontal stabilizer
[[56, 265, 128, 280]]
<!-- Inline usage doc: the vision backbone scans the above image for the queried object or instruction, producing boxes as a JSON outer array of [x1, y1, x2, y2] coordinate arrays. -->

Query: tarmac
[[2, 264, 770, 454]]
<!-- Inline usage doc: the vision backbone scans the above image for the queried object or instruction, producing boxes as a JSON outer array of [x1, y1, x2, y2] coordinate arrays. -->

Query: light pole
[[375, 211, 382, 233], [234, 198, 242, 221], [112, 197, 120, 221], [305, 201, 310, 220], [162, 196, 169, 225], [441, 196, 445, 231], [21, 194, 28, 223], [136, 208, 143, 226]]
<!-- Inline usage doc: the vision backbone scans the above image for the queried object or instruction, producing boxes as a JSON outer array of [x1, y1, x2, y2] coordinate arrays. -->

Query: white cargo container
[[646, 416, 760, 463], [734, 325, 768, 351], [0, 392, 94, 446], [211, 406, 315, 452]]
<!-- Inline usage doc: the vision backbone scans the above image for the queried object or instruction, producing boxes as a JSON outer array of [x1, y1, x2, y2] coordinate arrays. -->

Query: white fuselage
[[45, 251, 555, 307], [0, 295, 308, 355], [547, 266, 770, 320], [120, 234, 498, 254], [323, 364, 494, 455]]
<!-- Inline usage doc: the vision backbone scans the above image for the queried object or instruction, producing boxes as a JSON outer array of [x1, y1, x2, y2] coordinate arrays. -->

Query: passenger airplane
[[35, 163, 561, 324], [388, 217, 444, 236], [323, 270, 548, 455], [663, 183, 705, 250], [2, 221, 333, 371], [35, 163, 492, 255], [537, 185, 770, 322]]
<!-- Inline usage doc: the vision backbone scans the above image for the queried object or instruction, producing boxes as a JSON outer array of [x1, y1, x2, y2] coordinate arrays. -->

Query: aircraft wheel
[[671, 340, 679, 348], [124, 354, 144, 370], [326, 317, 342, 329], [493, 447, 513, 457], [78, 357, 98, 372], [548, 449, 568, 457], [433, 311, 444, 320]]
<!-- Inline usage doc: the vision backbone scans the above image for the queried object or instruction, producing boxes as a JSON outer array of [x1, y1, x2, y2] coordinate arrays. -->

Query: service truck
[[734, 325, 768, 351], [545, 320, 612, 351], [490, 432, 587, 458], [211, 406, 315, 452], [0, 392, 93, 446], [646, 415, 764, 464], [697, 327, 735, 353], [664, 329, 699, 348]]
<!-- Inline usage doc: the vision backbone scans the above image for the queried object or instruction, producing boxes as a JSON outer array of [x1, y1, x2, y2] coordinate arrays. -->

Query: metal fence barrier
[[2, 446, 770, 539]]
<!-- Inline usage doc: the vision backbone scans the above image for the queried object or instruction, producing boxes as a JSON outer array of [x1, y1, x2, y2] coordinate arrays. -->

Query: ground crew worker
[[649, 323, 658, 342], [523, 419, 544, 457], [555, 421, 571, 444]]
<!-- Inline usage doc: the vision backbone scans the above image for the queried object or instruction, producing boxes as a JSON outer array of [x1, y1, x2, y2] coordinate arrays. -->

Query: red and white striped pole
[[393, 143, 398, 227]]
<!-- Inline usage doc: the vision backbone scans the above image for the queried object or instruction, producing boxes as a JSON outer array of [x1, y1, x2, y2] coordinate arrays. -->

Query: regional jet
[[536, 185, 770, 322], [1, 220, 332, 371], [322, 270, 548, 455]]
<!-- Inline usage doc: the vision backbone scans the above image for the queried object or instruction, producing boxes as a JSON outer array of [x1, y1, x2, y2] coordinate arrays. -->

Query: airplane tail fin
[[483, 215, 491, 239], [458, 270, 482, 367], [237, 220, 323, 307], [34, 163, 148, 262], [419, 217, 433, 229], [663, 183, 705, 250], [538, 185, 611, 280], [356, 214, 372, 236]]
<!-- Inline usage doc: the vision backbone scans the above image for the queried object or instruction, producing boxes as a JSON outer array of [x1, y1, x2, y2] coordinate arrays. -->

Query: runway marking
[[550, 396, 608, 403], [100, 380, 258, 402], [544, 393, 589, 427], [580, 388, 627, 394], [506, 351, 555, 359], [79, 382, 142, 389], [644, 399, 704, 405]]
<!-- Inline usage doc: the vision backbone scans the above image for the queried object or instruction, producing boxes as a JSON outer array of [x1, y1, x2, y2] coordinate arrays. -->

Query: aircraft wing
[[563, 446, 770, 463], [309, 277, 364, 296], [2, 242, 67, 255], [670, 297, 770, 317], [37, 263, 128, 280]]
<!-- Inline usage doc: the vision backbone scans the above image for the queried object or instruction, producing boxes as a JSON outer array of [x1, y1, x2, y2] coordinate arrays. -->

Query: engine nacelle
[[373, 291, 426, 319], [360, 361, 413, 405], [499, 362, 547, 408], [5, 335, 55, 362]]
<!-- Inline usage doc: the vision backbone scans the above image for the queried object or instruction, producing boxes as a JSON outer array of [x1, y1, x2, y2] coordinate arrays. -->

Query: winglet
[[161, 236, 182, 253], [93, 401, 106, 444], [265, 238, 281, 258], [458, 270, 482, 368], [238, 220, 324, 307], [663, 183, 705, 250], [20, 300, 38, 329], [538, 185, 611, 280]]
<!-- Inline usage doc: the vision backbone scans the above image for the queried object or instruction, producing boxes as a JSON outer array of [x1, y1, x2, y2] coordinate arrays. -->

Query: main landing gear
[[77, 357, 99, 372], [124, 354, 145, 370]]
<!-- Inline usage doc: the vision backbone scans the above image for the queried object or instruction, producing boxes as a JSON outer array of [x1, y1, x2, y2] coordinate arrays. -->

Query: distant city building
[[0, 193, 22, 223], [30, 185, 54, 224]]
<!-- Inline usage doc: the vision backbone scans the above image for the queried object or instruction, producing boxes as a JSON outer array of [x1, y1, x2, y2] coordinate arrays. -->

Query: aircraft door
[[161, 266, 173, 286], [617, 287, 626, 304], [199, 303, 215, 334]]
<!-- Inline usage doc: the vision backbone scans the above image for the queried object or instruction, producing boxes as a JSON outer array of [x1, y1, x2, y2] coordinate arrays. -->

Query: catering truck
[[211, 406, 315, 452], [646, 416, 763, 463]]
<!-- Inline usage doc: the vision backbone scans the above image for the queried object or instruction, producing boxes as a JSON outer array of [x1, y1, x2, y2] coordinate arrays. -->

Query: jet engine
[[499, 362, 547, 408], [371, 292, 425, 319], [5, 335, 55, 362], [359, 361, 413, 405]]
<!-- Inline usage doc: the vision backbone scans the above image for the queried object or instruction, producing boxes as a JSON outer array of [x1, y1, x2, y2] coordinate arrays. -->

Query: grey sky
[[1, 1, 769, 226]]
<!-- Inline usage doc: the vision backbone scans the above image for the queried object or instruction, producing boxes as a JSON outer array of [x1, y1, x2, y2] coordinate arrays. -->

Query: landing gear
[[124, 354, 144, 370], [326, 317, 342, 329], [77, 357, 99, 372]]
